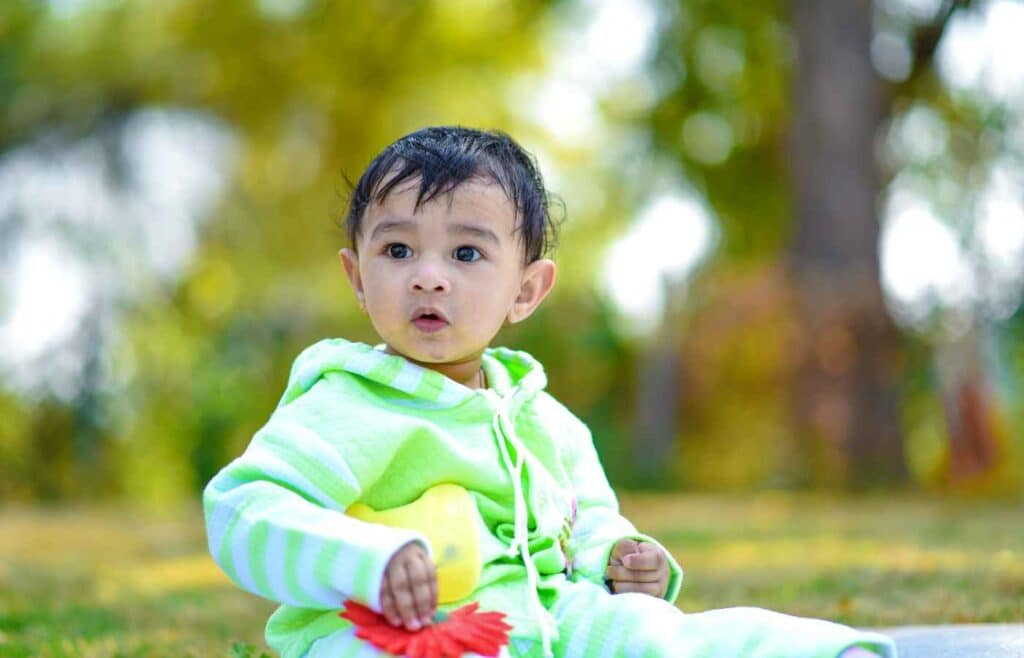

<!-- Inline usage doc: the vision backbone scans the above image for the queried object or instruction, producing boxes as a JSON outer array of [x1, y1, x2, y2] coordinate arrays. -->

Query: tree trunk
[[789, 0, 909, 486], [632, 276, 684, 488], [632, 333, 681, 487]]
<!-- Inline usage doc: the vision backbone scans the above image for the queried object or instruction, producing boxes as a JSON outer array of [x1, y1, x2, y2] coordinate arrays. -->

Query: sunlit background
[[1, 0, 1023, 502]]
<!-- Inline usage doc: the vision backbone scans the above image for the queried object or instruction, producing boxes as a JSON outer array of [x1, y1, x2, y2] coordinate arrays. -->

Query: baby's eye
[[453, 245, 482, 262], [385, 243, 412, 259]]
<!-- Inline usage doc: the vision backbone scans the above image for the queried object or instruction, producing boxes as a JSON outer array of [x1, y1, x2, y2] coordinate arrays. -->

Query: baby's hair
[[342, 126, 562, 265]]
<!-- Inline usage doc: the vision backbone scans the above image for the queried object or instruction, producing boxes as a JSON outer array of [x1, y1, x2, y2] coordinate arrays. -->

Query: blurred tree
[[789, 0, 907, 486], [0, 0, 558, 501], [876, 0, 1022, 492], [1, 0, 1020, 500], [639, 0, 1017, 488]]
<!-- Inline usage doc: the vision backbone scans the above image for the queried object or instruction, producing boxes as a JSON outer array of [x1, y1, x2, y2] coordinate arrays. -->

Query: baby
[[204, 126, 895, 658]]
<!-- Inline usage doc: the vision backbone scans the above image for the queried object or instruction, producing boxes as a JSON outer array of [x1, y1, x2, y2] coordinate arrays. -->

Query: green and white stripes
[[206, 461, 430, 611], [203, 337, 682, 658]]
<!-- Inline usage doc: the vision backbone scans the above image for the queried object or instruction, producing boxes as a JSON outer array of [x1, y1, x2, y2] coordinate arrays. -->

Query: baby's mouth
[[412, 311, 449, 333]]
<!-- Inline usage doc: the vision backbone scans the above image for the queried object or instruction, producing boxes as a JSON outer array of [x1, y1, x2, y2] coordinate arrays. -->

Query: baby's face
[[342, 179, 530, 366]]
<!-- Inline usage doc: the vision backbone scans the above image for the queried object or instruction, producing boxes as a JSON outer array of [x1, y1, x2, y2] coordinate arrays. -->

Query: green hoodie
[[204, 338, 682, 658]]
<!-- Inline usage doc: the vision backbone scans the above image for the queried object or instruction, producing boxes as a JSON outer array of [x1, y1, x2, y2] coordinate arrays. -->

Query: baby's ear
[[338, 248, 367, 312], [507, 259, 556, 324]]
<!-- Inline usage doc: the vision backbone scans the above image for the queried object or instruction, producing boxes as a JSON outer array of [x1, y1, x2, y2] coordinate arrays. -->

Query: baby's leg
[[542, 580, 896, 658], [302, 627, 371, 657]]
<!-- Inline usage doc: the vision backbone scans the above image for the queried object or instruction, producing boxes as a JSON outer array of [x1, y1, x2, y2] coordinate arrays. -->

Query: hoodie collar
[[278, 338, 547, 411]]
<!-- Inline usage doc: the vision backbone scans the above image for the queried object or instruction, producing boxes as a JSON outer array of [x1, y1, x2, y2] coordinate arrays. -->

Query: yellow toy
[[346, 483, 481, 603]]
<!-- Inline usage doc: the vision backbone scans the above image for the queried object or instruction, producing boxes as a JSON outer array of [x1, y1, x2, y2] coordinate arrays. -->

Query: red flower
[[339, 600, 512, 658]]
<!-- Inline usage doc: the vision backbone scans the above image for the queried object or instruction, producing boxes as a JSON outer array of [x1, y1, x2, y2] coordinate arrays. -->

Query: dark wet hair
[[342, 126, 562, 265]]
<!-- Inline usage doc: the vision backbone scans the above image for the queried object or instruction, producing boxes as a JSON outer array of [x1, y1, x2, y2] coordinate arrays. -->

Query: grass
[[0, 494, 1021, 656], [624, 493, 1024, 627]]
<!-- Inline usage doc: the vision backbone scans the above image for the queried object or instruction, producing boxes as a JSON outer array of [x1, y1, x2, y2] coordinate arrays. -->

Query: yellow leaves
[[1, 503, 232, 606], [617, 492, 1024, 624], [683, 537, 975, 573], [96, 554, 228, 602], [1, 495, 1022, 651], [187, 256, 239, 321], [430, 0, 509, 39]]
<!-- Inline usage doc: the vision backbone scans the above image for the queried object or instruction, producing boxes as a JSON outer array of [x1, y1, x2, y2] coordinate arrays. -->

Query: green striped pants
[[304, 580, 897, 658]]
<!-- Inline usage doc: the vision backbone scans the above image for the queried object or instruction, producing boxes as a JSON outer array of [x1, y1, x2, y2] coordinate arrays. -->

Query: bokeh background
[[3, 0, 1022, 499], [1, 0, 1022, 655]]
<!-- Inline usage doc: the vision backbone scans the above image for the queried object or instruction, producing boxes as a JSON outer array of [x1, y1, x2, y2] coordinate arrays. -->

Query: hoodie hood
[[277, 338, 548, 413]]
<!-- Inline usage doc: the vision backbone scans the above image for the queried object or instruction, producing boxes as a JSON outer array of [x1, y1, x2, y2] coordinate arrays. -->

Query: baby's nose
[[413, 280, 448, 292], [410, 261, 451, 292]]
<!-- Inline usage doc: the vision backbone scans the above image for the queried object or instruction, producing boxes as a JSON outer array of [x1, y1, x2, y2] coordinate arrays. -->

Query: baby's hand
[[605, 539, 669, 598], [381, 542, 437, 631]]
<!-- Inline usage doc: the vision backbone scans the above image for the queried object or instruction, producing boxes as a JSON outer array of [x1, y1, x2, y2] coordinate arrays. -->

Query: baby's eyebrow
[[449, 223, 501, 246], [369, 219, 415, 242], [369, 219, 502, 246]]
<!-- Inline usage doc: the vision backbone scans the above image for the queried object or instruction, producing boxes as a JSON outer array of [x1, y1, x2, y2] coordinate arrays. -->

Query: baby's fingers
[[622, 544, 666, 571], [611, 539, 640, 563], [607, 579, 665, 596], [604, 564, 662, 583], [380, 580, 401, 627], [411, 549, 437, 625], [387, 560, 426, 631]]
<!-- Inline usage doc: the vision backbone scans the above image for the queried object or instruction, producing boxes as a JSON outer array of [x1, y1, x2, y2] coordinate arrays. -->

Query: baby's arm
[[204, 412, 431, 613], [559, 412, 683, 602]]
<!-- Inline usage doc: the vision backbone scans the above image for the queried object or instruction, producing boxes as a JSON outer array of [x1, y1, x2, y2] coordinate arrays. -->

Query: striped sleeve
[[562, 416, 684, 604], [203, 415, 431, 612]]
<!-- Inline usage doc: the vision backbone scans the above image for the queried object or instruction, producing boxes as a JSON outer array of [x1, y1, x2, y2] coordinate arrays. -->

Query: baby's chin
[[382, 341, 485, 366]]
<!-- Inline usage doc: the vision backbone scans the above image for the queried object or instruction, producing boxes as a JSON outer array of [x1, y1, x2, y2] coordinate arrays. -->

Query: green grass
[[1, 494, 1021, 656], [624, 493, 1024, 627]]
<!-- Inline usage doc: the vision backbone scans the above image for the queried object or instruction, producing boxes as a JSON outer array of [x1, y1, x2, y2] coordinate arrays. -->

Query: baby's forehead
[[380, 174, 513, 208], [367, 178, 520, 233]]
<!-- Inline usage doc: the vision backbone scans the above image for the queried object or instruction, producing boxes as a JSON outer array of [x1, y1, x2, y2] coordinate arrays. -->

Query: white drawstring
[[493, 413, 522, 558], [491, 399, 554, 658]]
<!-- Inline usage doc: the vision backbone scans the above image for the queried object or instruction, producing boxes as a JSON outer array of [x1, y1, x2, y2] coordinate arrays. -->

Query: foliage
[[638, 0, 1024, 490], [0, 0, 1022, 499], [0, 0, 565, 502]]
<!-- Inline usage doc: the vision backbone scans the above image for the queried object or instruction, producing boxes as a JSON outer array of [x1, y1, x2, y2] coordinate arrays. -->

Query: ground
[[0, 493, 1020, 657]]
